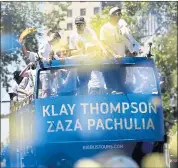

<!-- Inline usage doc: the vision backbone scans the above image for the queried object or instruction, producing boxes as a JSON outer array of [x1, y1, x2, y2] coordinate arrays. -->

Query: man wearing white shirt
[[69, 16, 107, 95], [100, 7, 143, 94], [100, 7, 141, 57], [8, 71, 22, 102], [69, 16, 107, 56], [9, 70, 31, 102]]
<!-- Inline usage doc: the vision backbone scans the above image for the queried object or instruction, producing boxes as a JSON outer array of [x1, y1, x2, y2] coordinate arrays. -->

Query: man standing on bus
[[100, 7, 142, 93], [100, 7, 141, 57], [69, 16, 107, 95]]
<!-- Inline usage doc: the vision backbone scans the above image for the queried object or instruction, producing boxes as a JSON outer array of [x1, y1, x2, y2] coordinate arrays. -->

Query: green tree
[[1, 2, 45, 88], [43, 2, 70, 32], [153, 24, 177, 124], [1, 2, 69, 88]]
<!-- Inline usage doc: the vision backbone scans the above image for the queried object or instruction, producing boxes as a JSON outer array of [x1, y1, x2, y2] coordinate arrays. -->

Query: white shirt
[[9, 81, 18, 95], [38, 41, 51, 59], [25, 69, 36, 86], [18, 76, 33, 101], [35, 32, 51, 59], [29, 52, 38, 63], [118, 19, 141, 53], [69, 27, 98, 50], [88, 71, 106, 89], [28, 52, 37, 85], [70, 27, 106, 90], [100, 21, 136, 56]]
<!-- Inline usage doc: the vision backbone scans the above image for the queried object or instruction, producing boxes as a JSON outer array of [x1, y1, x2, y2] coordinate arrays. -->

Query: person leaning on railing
[[100, 7, 142, 57], [9, 69, 34, 103], [68, 16, 108, 95], [8, 70, 24, 103], [17, 70, 34, 102]]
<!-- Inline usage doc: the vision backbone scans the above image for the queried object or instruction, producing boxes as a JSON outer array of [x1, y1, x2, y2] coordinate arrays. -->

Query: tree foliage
[[1, 2, 69, 87], [43, 2, 70, 32], [153, 25, 177, 89], [1, 2, 45, 86], [90, 1, 177, 41]]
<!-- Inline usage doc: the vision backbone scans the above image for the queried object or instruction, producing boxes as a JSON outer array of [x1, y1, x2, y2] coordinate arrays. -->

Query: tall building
[[60, 1, 102, 39], [42, 1, 122, 39]]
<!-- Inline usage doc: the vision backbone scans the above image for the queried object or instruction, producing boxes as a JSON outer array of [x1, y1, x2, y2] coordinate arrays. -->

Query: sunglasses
[[75, 23, 85, 27], [112, 12, 122, 16]]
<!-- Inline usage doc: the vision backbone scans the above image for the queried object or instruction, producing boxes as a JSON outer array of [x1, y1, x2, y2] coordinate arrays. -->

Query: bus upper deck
[[36, 56, 161, 98]]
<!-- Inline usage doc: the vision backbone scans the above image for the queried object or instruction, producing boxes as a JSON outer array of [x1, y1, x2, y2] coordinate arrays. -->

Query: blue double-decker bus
[[8, 56, 167, 167]]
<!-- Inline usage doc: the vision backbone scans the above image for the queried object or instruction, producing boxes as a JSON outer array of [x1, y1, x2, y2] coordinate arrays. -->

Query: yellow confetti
[[141, 153, 165, 168]]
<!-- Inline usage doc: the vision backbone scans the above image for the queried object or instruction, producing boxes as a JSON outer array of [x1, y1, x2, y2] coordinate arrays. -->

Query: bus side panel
[[9, 102, 35, 168]]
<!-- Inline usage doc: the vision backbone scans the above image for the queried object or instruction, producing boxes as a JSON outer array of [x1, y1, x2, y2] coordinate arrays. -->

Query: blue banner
[[34, 94, 164, 144]]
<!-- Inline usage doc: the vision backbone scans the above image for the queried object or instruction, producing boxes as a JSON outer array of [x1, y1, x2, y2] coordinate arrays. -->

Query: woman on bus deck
[[9, 69, 33, 102], [8, 70, 23, 102]]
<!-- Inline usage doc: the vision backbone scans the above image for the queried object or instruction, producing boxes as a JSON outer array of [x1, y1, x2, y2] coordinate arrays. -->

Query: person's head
[[109, 7, 122, 25], [24, 32, 39, 53], [48, 32, 61, 44], [56, 43, 70, 58], [13, 70, 23, 84], [75, 16, 86, 34]]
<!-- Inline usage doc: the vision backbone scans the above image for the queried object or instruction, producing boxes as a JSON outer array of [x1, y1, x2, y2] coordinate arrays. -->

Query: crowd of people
[[9, 7, 143, 102]]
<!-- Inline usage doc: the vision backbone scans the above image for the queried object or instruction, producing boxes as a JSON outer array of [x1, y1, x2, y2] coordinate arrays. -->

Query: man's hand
[[28, 62, 34, 67], [26, 91, 32, 96], [132, 51, 138, 56], [46, 58, 52, 64], [114, 55, 122, 59], [59, 69, 68, 73], [38, 56, 46, 63], [102, 48, 109, 56]]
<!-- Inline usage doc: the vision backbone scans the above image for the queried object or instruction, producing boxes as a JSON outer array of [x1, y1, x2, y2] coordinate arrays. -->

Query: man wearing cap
[[100, 7, 141, 57], [69, 16, 107, 95], [69, 16, 107, 56]]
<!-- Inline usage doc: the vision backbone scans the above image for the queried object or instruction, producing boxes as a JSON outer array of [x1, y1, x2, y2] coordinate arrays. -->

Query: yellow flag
[[19, 28, 37, 43]]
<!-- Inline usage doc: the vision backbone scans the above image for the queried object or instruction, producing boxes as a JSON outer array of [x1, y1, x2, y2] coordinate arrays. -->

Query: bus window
[[38, 68, 78, 98], [125, 67, 158, 94], [37, 65, 158, 99]]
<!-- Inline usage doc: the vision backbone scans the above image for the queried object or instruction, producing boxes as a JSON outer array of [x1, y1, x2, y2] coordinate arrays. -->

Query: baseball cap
[[109, 6, 122, 16], [75, 16, 85, 24]]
